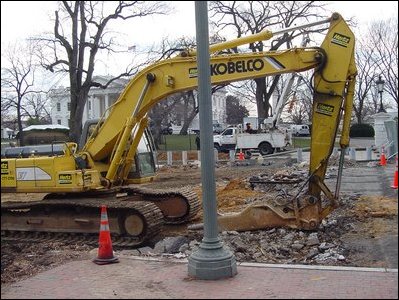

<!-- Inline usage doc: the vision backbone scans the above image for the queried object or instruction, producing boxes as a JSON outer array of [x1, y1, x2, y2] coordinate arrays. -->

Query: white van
[[290, 124, 310, 136]]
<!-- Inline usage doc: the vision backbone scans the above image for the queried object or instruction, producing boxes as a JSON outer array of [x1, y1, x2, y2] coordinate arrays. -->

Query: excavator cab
[[79, 119, 157, 184], [125, 129, 157, 183]]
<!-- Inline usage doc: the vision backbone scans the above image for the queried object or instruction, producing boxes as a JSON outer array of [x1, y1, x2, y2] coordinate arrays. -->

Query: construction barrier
[[229, 150, 235, 162], [380, 146, 387, 166], [156, 148, 381, 167], [391, 156, 398, 189], [238, 149, 244, 161], [93, 205, 119, 265], [297, 148, 303, 163]]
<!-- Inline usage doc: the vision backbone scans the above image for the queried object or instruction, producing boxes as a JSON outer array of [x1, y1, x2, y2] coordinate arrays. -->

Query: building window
[[67, 102, 71, 111], [57, 119, 61, 125], [57, 103, 61, 112], [88, 101, 91, 110]]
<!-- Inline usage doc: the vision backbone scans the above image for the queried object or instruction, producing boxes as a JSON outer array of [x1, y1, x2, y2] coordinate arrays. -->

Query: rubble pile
[[248, 169, 305, 193], [328, 155, 359, 167], [123, 195, 361, 267]]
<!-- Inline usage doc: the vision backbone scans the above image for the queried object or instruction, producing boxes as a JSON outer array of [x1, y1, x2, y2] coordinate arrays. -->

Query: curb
[[118, 255, 398, 273]]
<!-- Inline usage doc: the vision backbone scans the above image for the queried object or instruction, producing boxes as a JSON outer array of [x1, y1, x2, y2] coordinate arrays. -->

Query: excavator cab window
[[127, 128, 156, 181]]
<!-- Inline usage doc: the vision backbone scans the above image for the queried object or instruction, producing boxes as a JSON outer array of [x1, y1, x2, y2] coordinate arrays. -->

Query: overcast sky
[[1, 1, 397, 87], [1, 1, 398, 45]]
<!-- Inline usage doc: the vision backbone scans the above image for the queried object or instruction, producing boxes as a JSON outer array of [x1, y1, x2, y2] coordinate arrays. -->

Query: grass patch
[[158, 134, 198, 151], [292, 137, 311, 148]]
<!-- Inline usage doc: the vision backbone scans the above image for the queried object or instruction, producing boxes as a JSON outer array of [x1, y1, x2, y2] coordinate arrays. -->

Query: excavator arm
[[217, 13, 357, 231], [1, 39, 324, 193], [83, 13, 354, 187]]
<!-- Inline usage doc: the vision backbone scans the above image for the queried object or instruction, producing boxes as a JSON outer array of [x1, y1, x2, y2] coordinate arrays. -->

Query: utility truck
[[213, 125, 291, 156], [213, 36, 311, 157]]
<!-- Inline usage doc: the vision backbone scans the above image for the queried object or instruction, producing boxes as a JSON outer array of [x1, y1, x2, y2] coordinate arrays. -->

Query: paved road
[[325, 164, 397, 197]]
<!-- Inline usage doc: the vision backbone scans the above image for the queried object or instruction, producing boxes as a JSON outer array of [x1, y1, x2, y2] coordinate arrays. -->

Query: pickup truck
[[213, 126, 291, 156]]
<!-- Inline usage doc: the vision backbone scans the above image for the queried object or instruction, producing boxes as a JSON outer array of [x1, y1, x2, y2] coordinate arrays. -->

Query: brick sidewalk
[[2, 257, 397, 299]]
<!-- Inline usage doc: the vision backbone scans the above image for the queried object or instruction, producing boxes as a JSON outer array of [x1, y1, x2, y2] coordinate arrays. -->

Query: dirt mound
[[354, 195, 398, 219], [1, 241, 91, 284], [217, 179, 262, 212], [193, 179, 263, 219]]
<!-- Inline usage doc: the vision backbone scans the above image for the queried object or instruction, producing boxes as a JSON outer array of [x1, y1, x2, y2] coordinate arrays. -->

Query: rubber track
[[1, 231, 150, 248], [124, 186, 201, 224], [1, 198, 163, 247]]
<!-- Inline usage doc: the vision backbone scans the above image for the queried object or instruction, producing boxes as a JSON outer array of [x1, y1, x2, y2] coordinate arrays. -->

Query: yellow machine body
[[1, 13, 356, 231]]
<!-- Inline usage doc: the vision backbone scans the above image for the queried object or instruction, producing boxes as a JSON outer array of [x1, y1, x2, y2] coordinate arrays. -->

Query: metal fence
[[384, 119, 398, 159], [156, 134, 199, 151]]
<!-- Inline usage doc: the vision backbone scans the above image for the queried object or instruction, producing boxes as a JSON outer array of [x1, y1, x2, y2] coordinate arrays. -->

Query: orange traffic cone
[[238, 149, 245, 161], [379, 146, 387, 166], [93, 205, 119, 265], [391, 156, 398, 189]]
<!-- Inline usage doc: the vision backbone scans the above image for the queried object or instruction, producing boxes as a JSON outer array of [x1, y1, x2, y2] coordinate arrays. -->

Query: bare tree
[[23, 93, 52, 124], [226, 94, 249, 125], [368, 17, 398, 108], [150, 36, 201, 137], [209, 1, 326, 124], [36, 1, 170, 143], [286, 87, 313, 124], [178, 91, 198, 135], [1, 41, 41, 145], [149, 95, 181, 149], [352, 44, 379, 123], [280, 73, 313, 125]]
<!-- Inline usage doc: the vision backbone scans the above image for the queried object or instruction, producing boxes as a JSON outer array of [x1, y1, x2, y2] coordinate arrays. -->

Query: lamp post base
[[188, 238, 237, 280]]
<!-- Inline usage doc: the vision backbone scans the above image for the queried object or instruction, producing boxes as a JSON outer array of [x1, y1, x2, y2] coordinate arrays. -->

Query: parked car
[[290, 124, 310, 136], [161, 125, 173, 135]]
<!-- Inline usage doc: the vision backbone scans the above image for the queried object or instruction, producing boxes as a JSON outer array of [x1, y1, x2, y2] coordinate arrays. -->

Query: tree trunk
[[17, 102, 24, 146], [69, 88, 89, 143], [179, 91, 198, 135], [255, 78, 267, 120], [180, 108, 198, 135]]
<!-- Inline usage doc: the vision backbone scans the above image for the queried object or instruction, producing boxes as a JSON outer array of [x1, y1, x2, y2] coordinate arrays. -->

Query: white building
[[1, 127, 15, 139], [49, 75, 227, 129], [188, 88, 227, 130], [50, 76, 129, 127]]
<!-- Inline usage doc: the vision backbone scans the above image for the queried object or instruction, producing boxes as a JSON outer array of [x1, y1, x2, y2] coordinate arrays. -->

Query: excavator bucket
[[216, 197, 322, 232]]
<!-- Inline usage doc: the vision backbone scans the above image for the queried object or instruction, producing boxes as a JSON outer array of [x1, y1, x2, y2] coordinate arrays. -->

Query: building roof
[[23, 124, 70, 131], [49, 75, 130, 97], [1, 127, 14, 132]]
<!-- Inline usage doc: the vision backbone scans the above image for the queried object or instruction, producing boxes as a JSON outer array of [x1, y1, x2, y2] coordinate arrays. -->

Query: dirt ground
[[1, 158, 398, 285]]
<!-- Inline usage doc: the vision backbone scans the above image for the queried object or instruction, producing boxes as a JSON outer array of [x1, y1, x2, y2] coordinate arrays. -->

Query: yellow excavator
[[1, 12, 356, 245]]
